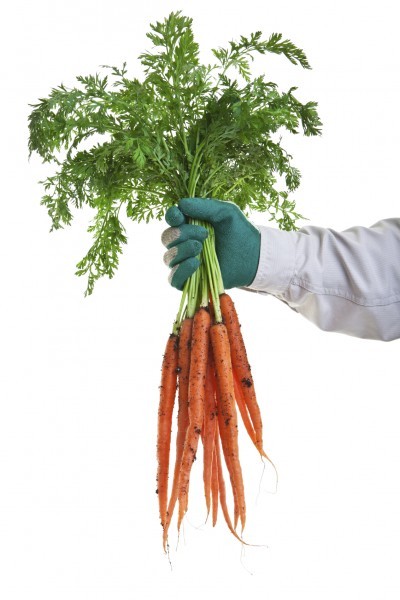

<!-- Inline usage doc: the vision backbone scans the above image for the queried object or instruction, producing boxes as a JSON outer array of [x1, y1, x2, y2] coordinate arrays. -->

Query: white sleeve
[[243, 218, 400, 341]]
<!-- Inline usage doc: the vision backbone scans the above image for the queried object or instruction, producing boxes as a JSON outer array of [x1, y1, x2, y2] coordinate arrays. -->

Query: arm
[[245, 219, 400, 341], [162, 198, 400, 341]]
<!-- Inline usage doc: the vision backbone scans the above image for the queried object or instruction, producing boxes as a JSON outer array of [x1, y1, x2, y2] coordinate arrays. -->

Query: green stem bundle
[[173, 215, 224, 334]]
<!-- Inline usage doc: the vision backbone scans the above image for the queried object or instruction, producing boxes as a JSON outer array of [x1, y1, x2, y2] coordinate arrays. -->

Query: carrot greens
[[28, 10, 321, 297]]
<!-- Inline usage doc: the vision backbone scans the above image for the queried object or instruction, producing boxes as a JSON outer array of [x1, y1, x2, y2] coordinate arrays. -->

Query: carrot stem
[[173, 280, 189, 335], [202, 222, 223, 323]]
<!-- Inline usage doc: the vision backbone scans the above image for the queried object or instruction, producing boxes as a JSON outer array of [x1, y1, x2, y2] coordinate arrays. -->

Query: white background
[[1, 0, 399, 598]]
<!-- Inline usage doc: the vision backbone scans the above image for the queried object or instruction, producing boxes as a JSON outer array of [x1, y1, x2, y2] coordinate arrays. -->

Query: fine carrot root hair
[[157, 333, 179, 529]]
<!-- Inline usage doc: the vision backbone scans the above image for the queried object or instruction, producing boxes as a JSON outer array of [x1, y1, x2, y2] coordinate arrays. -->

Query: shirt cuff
[[244, 224, 297, 295]]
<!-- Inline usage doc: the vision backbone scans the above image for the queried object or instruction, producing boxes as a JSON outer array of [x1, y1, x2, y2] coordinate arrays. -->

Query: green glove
[[161, 197, 261, 290]]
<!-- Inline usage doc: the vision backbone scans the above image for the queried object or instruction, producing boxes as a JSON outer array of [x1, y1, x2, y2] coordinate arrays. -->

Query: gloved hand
[[161, 197, 261, 290]]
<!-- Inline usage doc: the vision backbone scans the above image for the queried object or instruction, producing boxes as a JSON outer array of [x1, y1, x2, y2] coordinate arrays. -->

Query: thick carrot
[[202, 347, 217, 518], [162, 317, 193, 551], [210, 322, 246, 531], [220, 292, 265, 457], [177, 307, 211, 530], [157, 333, 179, 528]]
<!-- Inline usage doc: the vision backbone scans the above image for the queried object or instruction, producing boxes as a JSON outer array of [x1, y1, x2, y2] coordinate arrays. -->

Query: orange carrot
[[202, 347, 217, 518], [162, 317, 193, 551], [215, 378, 240, 530], [233, 370, 264, 454], [177, 307, 211, 530], [157, 333, 179, 528], [220, 292, 265, 457], [210, 322, 246, 531], [214, 422, 246, 544], [211, 435, 219, 527]]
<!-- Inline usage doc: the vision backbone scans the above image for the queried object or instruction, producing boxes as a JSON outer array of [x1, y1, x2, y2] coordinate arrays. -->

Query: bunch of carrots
[[26, 10, 320, 551], [157, 222, 274, 550]]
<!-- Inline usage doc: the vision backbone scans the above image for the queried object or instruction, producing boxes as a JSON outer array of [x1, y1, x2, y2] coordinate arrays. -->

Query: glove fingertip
[[169, 257, 200, 290], [197, 226, 209, 240], [165, 205, 185, 227], [178, 197, 206, 218], [179, 197, 225, 222]]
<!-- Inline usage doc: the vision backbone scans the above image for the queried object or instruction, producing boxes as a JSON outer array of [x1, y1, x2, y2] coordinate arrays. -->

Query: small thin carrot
[[162, 317, 193, 551], [157, 333, 179, 528], [177, 306, 211, 530], [214, 422, 246, 544], [210, 321, 246, 531], [211, 435, 219, 527], [202, 347, 217, 519], [233, 371, 265, 455], [216, 380, 241, 530], [220, 292, 265, 458]]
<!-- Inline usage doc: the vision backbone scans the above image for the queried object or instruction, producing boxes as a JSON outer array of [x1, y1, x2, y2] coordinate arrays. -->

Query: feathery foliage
[[28, 11, 322, 294]]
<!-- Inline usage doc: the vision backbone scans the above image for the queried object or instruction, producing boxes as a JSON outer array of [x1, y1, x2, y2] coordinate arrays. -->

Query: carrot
[[177, 307, 211, 530], [216, 379, 241, 530], [214, 422, 246, 544], [220, 292, 265, 458], [162, 317, 193, 551], [233, 371, 263, 454], [157, 333, 179, 528], [211, 437, 219, 527], [210, 322, 246, 531], [202, 347, 217, 518]]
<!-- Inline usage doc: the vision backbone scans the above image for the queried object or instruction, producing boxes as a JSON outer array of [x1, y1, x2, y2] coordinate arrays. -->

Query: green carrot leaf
[[28, 10, 322, 293]]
